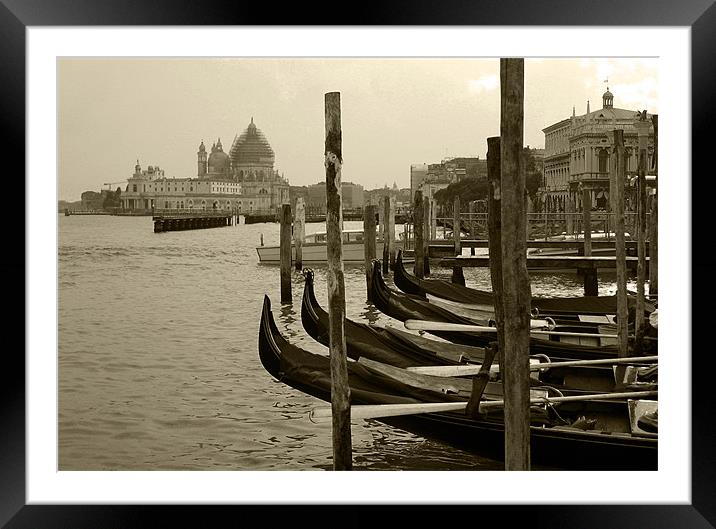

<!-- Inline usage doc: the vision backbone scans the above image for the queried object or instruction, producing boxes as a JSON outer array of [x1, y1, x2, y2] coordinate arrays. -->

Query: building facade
[[542, 89, 655, 212], [305, 181, 364, 213], [411, 157, 486, 203], [120, 118, 290, 214]]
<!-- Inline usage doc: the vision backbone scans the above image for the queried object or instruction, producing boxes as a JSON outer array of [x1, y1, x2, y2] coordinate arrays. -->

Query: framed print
[[6, 0, 713, 527]]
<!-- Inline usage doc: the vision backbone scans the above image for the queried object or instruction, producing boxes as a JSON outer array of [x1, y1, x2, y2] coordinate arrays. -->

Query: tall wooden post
[[452, 196, 465, 285], [430, 199, 437, 241], [649, 114, 659, 299], [378, 196, 385, 246], [382, 195, 390, 274], [581, 186, 597, 296], [423, 196, 431, 276], [499, 58, 531, 471], [469, 201, 476, 255], [294, 197, 305, 271], [582, 186, 592, 256], [324, 91, 351, 470], [280, 204, 292, 303], [634, 115, 650, 344], [364, 204, 377, 301], [413, 190, 425, 279], [614, 129, 629, 360], [649, 190, 658, 300], [388, 195, 396, 270], [487, 137, 505, 363]]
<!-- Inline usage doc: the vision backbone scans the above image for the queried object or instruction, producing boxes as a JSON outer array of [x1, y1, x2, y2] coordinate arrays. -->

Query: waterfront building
[[542, 88, 655, 212], [410, 164, 428, 202], [411, 157, 486, 203], [306, 181, 364, 213], [120, 118, 290, 214]]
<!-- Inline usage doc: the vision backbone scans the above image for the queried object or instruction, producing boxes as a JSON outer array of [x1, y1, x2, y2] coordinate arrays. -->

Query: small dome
[[208, 138, 230, 173], [198, 141, 206, 152], [230, 118, 275, 167]]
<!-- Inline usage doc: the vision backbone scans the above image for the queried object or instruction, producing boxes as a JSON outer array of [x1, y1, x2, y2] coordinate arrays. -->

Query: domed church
[[120, 118, 290, 214], [196, 118, 290, 212]]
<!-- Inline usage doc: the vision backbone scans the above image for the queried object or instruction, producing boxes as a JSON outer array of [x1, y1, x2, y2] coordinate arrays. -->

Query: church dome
[[229, 118, 275, 167], [208, 138, 230, 173]]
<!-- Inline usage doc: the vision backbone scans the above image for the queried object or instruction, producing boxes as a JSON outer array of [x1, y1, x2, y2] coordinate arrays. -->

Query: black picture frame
[[6, 1, 711, 527]]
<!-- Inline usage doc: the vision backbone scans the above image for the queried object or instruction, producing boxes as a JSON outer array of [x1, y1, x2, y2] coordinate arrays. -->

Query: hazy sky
[[58, 58, 658, 201]]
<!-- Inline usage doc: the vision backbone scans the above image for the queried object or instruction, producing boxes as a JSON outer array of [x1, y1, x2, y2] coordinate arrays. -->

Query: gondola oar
[[405, 319, 625, 340], [406, 355, 659, 377], [309, 390, 658, 423]]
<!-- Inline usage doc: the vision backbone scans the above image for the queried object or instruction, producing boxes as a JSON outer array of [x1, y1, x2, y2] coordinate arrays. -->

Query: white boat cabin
[[306, 229, 366, 244]]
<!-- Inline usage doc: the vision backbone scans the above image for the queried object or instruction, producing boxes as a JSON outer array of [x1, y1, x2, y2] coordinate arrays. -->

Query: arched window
[[201, 200, 206, 211], [598, 149, 609, 173]]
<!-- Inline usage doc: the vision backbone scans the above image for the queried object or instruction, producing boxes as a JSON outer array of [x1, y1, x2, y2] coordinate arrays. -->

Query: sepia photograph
[[57, 56, 661, 472], [15, 19, 704, 522]]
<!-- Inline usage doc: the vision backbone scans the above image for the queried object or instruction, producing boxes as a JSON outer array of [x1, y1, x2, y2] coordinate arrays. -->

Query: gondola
[[259, 295, 658, 470], [300, 269, 489, 367], [371, 260, 653, 360], [303, 270, 656, 393], [394, 249, 655, 319]]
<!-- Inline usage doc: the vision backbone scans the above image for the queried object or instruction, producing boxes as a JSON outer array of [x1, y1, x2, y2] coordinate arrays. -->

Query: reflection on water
[[58, 215, 629, 471]]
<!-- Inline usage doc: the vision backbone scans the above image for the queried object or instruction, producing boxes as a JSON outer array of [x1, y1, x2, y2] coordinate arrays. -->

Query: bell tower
[[197, 141, 207, 176]]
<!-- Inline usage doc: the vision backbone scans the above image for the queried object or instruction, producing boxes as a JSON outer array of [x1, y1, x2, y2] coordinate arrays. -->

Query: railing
[[430, 212, 650, 241]]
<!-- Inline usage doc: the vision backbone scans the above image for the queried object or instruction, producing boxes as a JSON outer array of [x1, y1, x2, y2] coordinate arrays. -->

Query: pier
[[152, 209, 234, 232]]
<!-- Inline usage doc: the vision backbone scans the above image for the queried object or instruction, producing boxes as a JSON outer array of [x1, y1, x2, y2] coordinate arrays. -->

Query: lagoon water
[[58, 215, 627, 471]]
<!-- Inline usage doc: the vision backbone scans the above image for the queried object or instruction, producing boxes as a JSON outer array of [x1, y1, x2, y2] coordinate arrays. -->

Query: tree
[[433, 178, 490, 207]]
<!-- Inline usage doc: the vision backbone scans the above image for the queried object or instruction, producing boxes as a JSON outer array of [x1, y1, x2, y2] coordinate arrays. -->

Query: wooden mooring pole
[[382, 195, 390, 274], [364, 204, 377, 301], [423, 196, 431, 276], [324, 91, 352, 470], [499, 58, 531, 470], [451, 196, 465, 285], [294, 197, 305, 271], [634, 115, 650, 348], [649, 190, 658, 299], [388, 195, 396, 270], [413, 190, 425, 279], [614, 129, 629, 361], [581, 186, 597, 295], [487, 136, 505, 372], [280, 204, 292, 303], [649, 115, 658, 299], [469, 201, 476, 255]]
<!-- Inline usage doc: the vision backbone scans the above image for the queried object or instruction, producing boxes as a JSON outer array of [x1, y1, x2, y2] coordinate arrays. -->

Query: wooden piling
[[452, 196, 465, 285], [382, 195, 390, 274], [581, 186, 598, 296], [378, 195, 385, 247], [294, 197, 305, 271], [280, 204, 292, 303], [324, 91, 352, 471], [469, 201, 476, 255], [388, 195, 396, 270], [649, 190, 658, 299], [423, 196, 431, 276], [499, 57, 531, 471], [413, 190, 425, 279], [614, 129, 629, 359], [364, 204, 377, 301], [430, 198, 437, 241], [487, 137, 505, 362], [634, 116, 650, 345], [582, 186, 592, 256]]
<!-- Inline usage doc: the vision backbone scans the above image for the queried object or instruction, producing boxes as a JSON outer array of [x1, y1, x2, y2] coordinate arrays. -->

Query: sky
[[58, 58, 658, 201]]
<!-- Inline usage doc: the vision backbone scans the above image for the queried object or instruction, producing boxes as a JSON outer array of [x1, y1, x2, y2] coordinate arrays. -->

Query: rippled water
[[58, 215, 629, 471]]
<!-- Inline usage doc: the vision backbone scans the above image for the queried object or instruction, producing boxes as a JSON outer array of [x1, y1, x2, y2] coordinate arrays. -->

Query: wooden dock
[[152, 210, 234, 232]]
